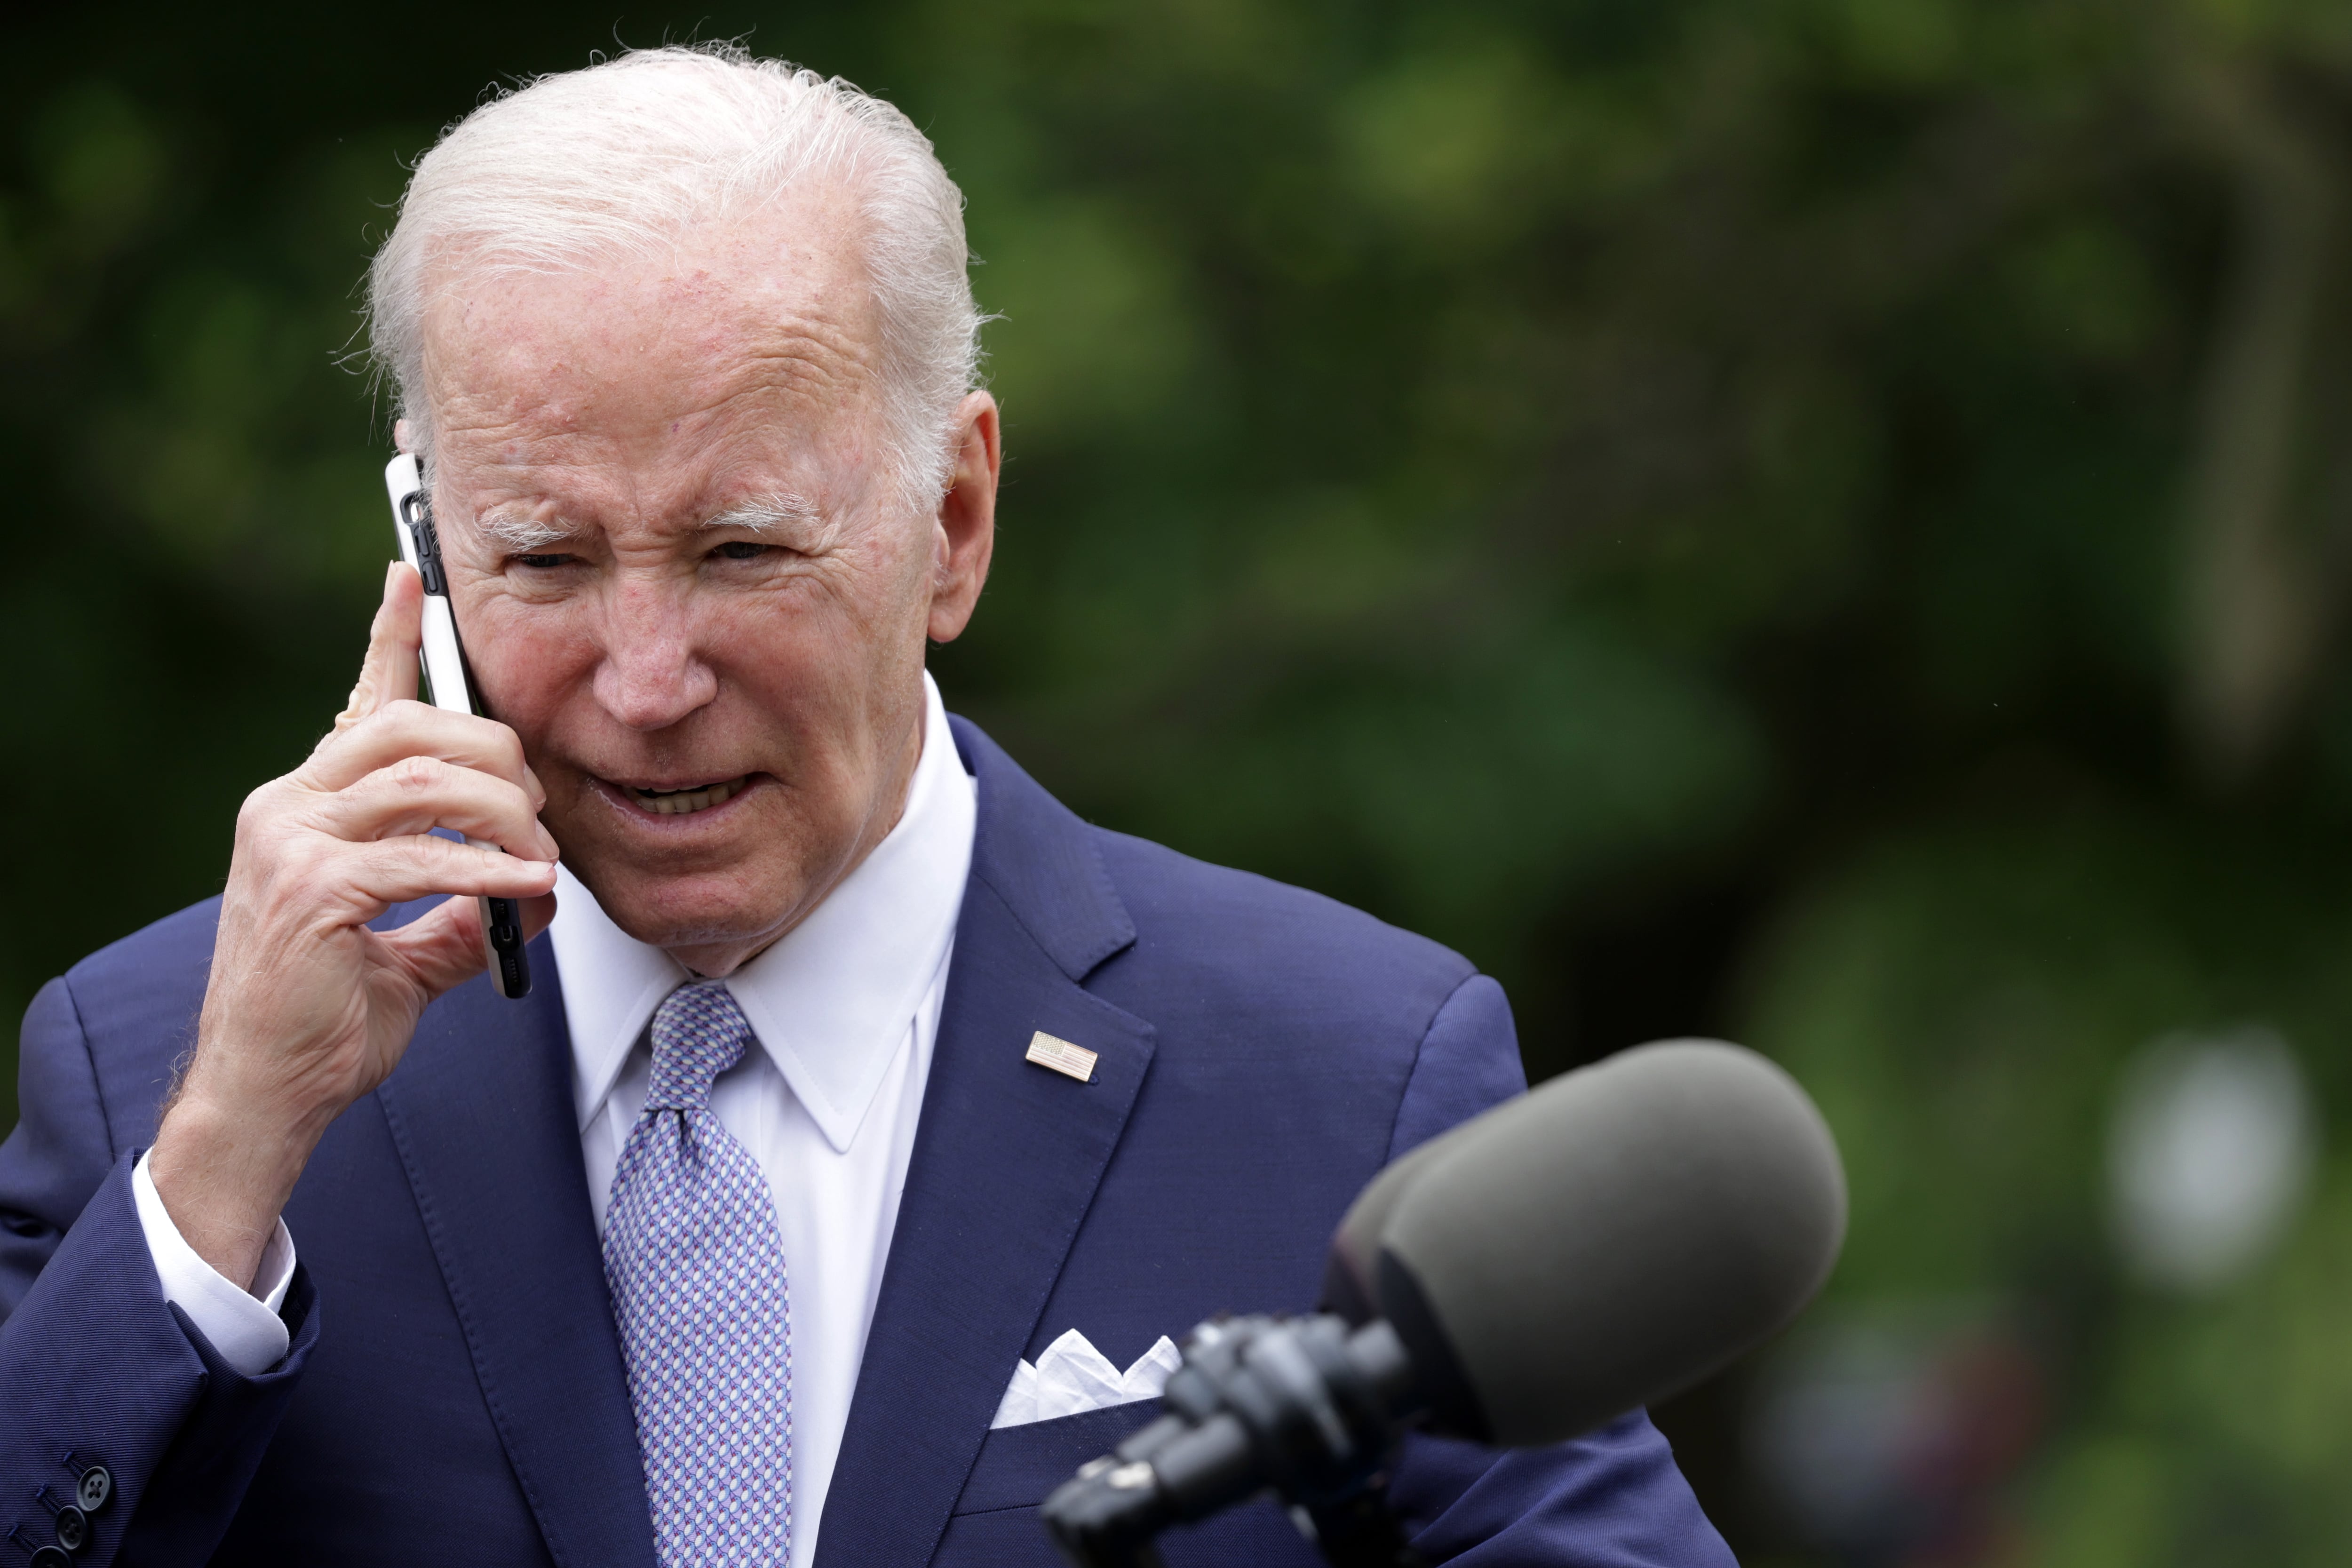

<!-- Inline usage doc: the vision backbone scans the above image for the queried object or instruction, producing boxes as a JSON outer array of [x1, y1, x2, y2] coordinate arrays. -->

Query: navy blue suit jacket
[[0, 719, 1732, 1566]]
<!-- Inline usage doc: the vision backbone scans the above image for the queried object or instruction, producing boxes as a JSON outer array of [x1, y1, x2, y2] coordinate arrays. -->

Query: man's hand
[[149, 563, 561, 1291]]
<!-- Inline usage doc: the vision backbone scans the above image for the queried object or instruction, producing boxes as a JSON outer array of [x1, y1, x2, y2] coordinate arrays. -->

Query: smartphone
[[382, 454, 534, 1001]]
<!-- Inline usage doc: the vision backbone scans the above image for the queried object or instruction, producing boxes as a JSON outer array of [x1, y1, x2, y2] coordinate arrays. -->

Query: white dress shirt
[[135, 672, 976, 1568]]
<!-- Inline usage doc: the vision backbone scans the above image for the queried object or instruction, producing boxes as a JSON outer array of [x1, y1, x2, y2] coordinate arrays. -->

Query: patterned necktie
[[604, 979, 794, 1567]]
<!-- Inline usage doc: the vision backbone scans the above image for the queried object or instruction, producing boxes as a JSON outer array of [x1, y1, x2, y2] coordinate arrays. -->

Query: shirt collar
[[550, 671, 977, 1153]]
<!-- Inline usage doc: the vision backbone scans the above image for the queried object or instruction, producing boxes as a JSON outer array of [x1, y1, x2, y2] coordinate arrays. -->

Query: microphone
[[1041, 1039, 1846, 1568]]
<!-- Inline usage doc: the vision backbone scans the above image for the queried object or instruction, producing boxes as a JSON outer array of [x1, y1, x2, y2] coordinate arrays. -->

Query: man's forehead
[[419, 192, 883, 454]]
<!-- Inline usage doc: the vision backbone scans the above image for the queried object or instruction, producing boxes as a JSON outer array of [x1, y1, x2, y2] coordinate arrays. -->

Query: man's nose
[[592, 580, 720, 731]]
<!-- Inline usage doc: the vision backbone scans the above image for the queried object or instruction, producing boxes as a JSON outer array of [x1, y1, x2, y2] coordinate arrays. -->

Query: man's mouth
[[623, 776, 752, 816]]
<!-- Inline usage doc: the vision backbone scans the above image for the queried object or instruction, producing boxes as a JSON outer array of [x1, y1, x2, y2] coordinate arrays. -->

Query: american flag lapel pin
[[1025, 1031, 1098, 1083]]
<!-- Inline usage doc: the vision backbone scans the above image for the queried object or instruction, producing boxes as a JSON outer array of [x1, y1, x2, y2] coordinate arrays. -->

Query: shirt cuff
[[131, 1149, 296, 1377]]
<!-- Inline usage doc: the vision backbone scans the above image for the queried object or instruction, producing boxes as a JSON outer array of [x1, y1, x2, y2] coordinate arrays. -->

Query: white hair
[[366, 44, 984, 510]]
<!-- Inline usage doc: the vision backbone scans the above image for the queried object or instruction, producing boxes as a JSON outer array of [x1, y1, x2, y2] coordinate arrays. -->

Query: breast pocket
[[935, 1405, 1334, 1568], [952, 1403, 1160, 1519], [934, 1404, 1161, 1567]]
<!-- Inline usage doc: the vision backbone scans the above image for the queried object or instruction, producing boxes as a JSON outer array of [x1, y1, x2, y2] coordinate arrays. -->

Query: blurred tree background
[[10, 0, 2352, 1561]]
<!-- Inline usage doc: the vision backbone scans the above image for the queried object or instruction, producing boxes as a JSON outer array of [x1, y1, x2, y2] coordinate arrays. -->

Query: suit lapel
[[373, 939, 657, 1568], [815, 720, 1153, 1568]]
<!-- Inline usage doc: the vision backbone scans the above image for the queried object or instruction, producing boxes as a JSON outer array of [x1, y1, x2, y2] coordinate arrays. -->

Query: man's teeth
[[631, 777, 747, 816]]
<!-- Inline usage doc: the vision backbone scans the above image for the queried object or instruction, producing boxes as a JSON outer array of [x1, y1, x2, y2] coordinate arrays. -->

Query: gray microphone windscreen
[[1368, 1039, 1846, 1447], [1322, 1123, 1459, 1326]]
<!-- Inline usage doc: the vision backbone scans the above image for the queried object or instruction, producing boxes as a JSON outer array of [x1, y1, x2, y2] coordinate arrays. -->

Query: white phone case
[[384, 454, 533, 999]]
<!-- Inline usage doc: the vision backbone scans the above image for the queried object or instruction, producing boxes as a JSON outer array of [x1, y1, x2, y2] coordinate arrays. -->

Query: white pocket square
[[990, 1329, 1182, 1429]]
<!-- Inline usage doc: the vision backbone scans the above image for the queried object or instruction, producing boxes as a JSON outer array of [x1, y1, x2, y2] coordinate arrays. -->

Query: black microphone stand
[[1040, 1315, 1427, 1568]]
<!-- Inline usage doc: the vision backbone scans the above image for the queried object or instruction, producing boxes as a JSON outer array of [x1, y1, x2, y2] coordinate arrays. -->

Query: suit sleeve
[[0, 975, 319, 1566], [1384, 974, 1529, 1162], [1381, 975, 1737, 1567]]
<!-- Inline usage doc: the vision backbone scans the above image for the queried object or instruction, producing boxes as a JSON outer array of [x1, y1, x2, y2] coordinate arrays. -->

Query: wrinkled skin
[[149, 183, 1000, 1287]]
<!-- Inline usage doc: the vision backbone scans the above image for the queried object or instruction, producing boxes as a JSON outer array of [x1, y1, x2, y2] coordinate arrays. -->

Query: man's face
[[419, 187, 995, 974]]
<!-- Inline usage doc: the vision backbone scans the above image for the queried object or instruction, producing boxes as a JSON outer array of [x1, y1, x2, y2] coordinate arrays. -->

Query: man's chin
[[563, 857, 803, 969]]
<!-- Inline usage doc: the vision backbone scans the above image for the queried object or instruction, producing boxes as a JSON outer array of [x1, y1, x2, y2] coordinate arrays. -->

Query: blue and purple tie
[[604, 979, 794, 1567]]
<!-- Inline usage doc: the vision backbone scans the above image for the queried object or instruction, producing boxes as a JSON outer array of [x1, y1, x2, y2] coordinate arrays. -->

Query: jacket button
[[74, 1469, 110, 1512], [31, 1547, 70, 1568], [52, 1507, 86, 1552]]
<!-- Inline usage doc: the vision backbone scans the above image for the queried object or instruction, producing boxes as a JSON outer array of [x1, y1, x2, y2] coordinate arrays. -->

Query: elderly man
[[0, 46, 1730, 1568]]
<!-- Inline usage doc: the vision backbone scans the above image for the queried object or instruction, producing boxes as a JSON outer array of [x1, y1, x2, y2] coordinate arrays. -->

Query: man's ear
[[928, 391, 1000, 644]]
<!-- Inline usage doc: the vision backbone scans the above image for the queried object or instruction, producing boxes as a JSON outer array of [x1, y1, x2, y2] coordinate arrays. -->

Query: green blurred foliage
[[11, 0, 2352, 1559]]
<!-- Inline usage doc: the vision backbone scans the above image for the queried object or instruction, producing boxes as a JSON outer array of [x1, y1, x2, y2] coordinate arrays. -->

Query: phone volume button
[[411, 504, 449, 595]]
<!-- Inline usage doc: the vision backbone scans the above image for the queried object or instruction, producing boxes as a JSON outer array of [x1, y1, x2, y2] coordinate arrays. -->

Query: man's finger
[[369, 895, 491, 1001], [331, 563, 424, 737], [302, 700, 532, 796], [377, 887, 559, 1001], [331, 834, 562, 914], [308, 757, 560, 863]]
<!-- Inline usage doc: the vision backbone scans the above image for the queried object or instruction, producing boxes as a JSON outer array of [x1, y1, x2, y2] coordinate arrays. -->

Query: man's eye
[[713, 541, 771, 562], [516, 553, 576, 570]]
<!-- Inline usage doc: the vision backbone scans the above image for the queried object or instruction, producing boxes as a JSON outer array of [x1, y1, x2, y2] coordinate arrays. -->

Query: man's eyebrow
[[474, 509, 580, 552], [702, 493, 825, 533], [470, 493, 827, 551]]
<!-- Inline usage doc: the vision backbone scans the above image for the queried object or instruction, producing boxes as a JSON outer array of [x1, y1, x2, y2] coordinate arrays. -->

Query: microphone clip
[[1041, 1313, 1425, 1568]]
